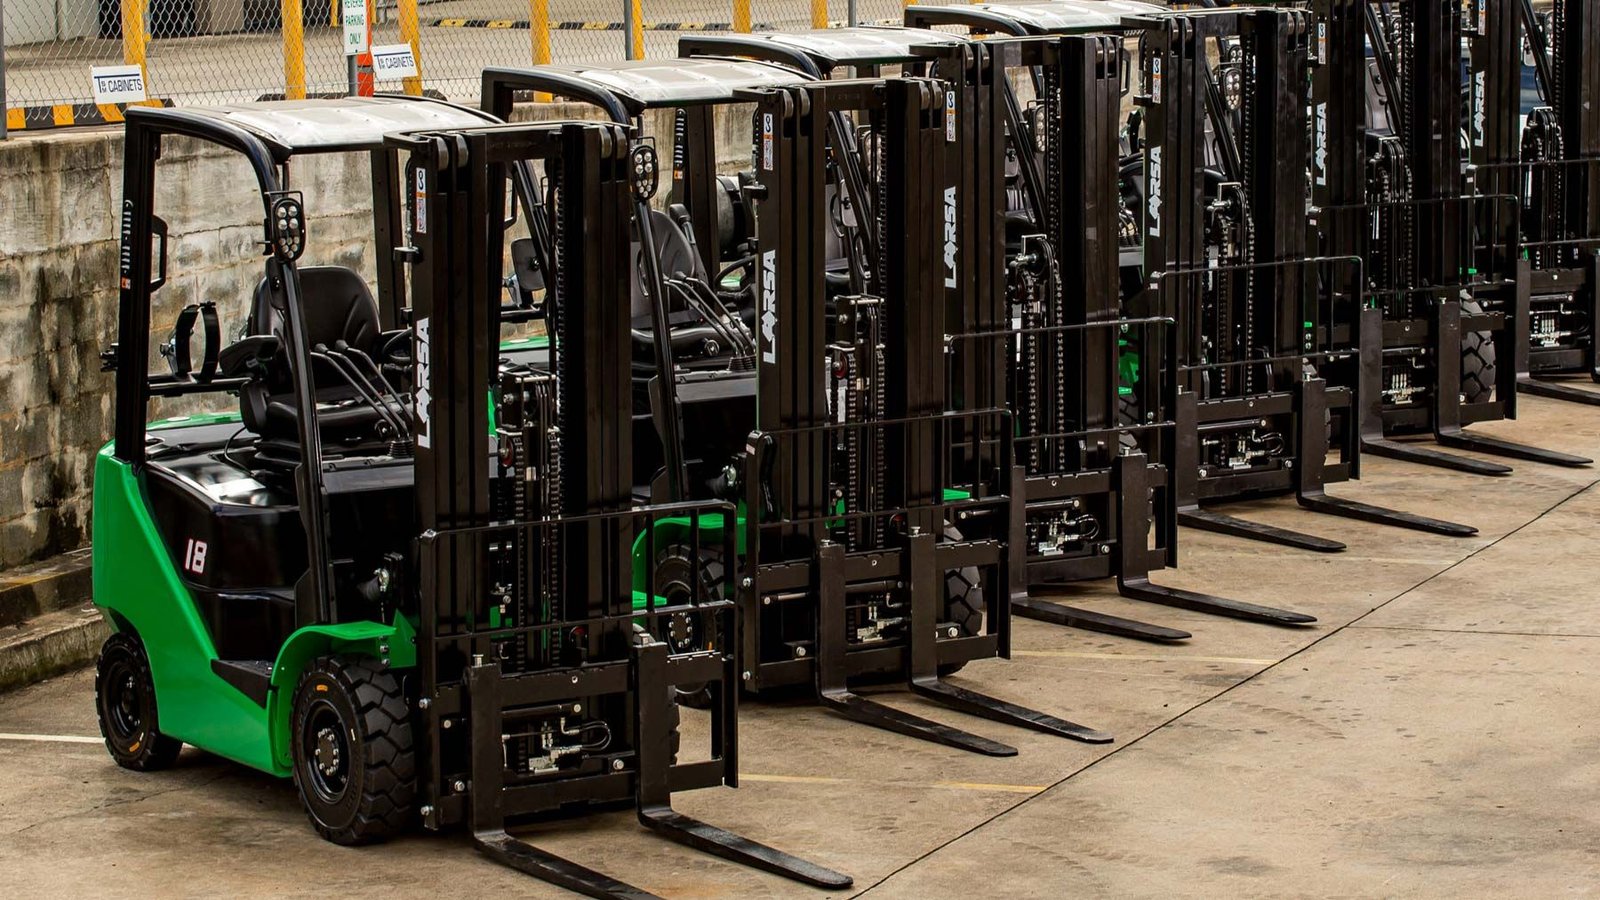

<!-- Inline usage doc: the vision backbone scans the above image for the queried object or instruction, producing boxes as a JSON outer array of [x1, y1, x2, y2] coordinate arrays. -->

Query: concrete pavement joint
[[854, 474, 1600, 898], [1010, 650, 1279, 666], [1346, 624, 1600, 638]]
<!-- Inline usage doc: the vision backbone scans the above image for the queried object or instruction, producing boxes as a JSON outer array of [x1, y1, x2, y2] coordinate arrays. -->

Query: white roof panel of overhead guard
[[964, 0, 1167, 33], [532, 57, 810, 106], [724, 27, 970, 65], [167, 96, 499, 153]]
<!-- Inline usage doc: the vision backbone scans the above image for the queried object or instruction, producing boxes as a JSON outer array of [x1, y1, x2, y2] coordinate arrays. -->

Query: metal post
[[847, 0, 857, 27], [1, 0, 9, 140], [122, 0, 150, 80], [399, 0, 423, 95], [626, 0, 643, 59], [530, 0, 551, 99], [283, 0, 307, 99], [734, 0, 750, 33], [810, 0, 825, 28]]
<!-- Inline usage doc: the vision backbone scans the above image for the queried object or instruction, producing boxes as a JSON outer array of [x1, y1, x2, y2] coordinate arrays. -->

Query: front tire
[[1461, 297, 1498, 404], [940, 524, 985, 677], [95, 632, 183, 771], [290, 656, 416, 846], [651, 543, 724, 709]]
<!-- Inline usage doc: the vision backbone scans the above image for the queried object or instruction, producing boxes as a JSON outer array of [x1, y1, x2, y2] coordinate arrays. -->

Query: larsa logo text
[[1147, 146, 1162, 238], [1472, 70, 1486, 148], [415, 316, 432, 448], [1314, 102, 1328, 186], [760, 251, 778, 364], [943, 187, 958, 288]]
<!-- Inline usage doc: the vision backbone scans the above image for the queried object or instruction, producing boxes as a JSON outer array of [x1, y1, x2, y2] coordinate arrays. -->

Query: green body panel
[[94, 446, 418, 777], [498, 334, 550, 350], [629, 511, 744, 610], [266, 617, 416, 771], [148, 411, 242, 430], [92, 448, 274, 772]]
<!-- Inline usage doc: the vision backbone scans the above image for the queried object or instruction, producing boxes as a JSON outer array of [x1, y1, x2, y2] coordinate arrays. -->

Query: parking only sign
[[371, 44, 419, 79], [90, 65, 147, 104], [342, 0, 369, 56]]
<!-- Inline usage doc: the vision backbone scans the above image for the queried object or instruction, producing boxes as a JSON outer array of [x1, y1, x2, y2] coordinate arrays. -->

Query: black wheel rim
[[653, 550, 704, 653], [103, 659, 144, 744], [302, 700, 350, 805]]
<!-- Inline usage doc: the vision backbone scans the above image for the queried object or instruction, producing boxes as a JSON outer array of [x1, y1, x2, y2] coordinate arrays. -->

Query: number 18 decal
[[184, 538, 208, 575]]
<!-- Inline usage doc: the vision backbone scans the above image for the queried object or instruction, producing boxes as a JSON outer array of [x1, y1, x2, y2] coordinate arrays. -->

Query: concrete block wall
[[0, 99, 758, 570], [0, 127, 381, 569]]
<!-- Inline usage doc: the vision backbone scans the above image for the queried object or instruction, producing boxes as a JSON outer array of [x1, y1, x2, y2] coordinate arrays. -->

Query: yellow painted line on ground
[[931, 781, 1044, 794], [1012, 649, 1279, 666], [740, 773, 849, 786], [0, 733, 102, 744]]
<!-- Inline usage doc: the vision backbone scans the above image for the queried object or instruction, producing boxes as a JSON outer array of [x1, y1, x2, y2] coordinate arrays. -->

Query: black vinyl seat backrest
[[631, 208, 709, 321], [250, 266, 382, 363], [241, 266, 387, 448]]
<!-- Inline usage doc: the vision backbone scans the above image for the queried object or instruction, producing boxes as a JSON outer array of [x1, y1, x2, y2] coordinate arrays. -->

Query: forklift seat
[[241, 266, 407, 467], [631, 209, 755, 362]]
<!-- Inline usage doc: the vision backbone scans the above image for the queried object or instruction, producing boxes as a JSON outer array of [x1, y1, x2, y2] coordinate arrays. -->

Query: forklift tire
[[290, 656, 416, 846], [95, 632, 183, 771], [651, 543, 724, 709], [1461, 297, 1497, 404], [940, 525, 984, 677]]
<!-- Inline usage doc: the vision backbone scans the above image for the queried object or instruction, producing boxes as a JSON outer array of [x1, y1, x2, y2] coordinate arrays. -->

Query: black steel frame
[[398, 119, 847, 898], [1311, 0, 1591, 474], [681, 29, 1184, 637], [736, 76, 1110, 755], [1473, 0, 1600, 406], [1137, 7, 1481, 556], [484, 64, 1107, 754], [990, 32, 1318, 630]]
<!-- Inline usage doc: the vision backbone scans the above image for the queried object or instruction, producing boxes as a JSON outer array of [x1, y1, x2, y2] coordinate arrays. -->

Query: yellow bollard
[[810, 0, 825, 28], [733, 0, 750, 33], [120, 0, 150, 83], [283, 0, 307, 100], [531, 0, 551, 99], [630, 0, 645, 59], [398, 0, 424, 95]]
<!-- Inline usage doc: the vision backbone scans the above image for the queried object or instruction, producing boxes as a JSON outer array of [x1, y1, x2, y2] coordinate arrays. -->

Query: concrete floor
[[3, 391, 1599, 898]]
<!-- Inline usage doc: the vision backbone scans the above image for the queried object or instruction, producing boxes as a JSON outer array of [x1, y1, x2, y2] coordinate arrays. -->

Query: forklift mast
[[902, 5, 1324, 630], [1140, 7, 1476, 552], [1313, 0, 1591, 471], [396, 119, 845, 896], [742, 76, 1109, 754], [1474, 0, 1600, 399]]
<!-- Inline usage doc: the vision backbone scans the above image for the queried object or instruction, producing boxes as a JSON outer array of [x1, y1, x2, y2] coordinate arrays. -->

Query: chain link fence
[[2, 0, 940, 130]]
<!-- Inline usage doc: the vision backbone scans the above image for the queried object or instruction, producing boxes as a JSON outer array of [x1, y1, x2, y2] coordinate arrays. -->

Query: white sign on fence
[[371, 44, 419, 79], [342, 0, 370, 56], [90, 65, 148, 104]]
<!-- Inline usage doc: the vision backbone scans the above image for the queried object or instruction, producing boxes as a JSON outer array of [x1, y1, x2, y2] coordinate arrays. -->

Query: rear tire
[[95, 632, 183, 771], [1461, 297, 1497, 404], [290, 656, 416, 846]]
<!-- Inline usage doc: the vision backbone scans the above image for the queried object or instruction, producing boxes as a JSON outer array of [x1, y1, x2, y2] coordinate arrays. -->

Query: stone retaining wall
[[0, 99, 755, 568]]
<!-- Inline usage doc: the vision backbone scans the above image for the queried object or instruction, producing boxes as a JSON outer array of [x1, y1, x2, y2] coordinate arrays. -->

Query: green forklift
[[92, 95, 848, 898]]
